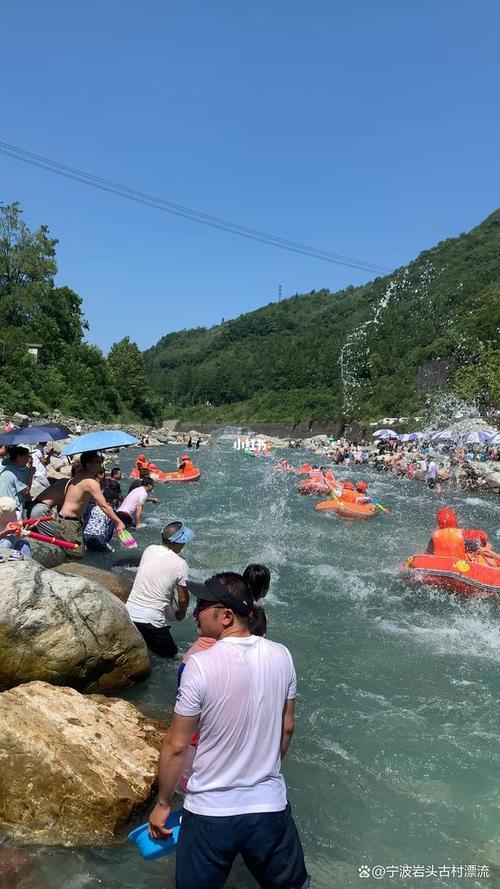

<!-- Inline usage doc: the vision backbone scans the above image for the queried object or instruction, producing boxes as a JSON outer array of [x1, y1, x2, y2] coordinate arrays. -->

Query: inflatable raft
[[158, 467, 201, 483], [315, 498, 377, 519], [130, 467, 201, 483], [402, 554, 500, 597], [299, 472, 338, 495]]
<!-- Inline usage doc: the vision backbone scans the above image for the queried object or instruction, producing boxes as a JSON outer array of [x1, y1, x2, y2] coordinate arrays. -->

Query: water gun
[[22, 529, 79, 550]]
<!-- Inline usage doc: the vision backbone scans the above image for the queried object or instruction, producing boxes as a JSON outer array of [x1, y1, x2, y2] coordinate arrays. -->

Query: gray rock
[[11, 413, 30, 427], [29, 539, 67, 569], [0, 562, 150, 693], [53, 563, 133, 602]]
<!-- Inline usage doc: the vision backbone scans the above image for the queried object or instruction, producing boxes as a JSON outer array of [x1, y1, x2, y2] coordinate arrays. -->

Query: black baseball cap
[[187, 575, 253, 617]]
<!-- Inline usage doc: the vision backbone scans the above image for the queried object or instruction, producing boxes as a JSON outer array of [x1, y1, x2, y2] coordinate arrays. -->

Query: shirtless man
[[56, 451, 125, 558]]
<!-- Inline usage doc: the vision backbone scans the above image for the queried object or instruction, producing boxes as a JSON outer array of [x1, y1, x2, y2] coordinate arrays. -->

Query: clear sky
[[2, 0, 499, 353]]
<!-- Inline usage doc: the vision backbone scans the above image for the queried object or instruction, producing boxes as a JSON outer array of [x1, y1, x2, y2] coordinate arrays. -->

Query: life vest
[[180, 459, 194, 474], [341, 488, 357, 503], [432, 528, 466, 558], [463, 528, 489, 547]]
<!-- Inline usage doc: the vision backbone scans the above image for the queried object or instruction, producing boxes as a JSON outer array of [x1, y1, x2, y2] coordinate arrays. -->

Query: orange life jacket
[[180, 459, 194, 474], [341, 488, 357, 503], [463, 528, 489, 547], [432, 528, 466, 558]]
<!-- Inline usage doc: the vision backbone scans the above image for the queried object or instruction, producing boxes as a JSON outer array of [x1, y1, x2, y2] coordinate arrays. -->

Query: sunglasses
[[193, 600, 225, 617]]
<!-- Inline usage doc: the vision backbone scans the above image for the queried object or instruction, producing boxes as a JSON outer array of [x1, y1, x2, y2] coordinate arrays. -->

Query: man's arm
[[280, 698, 295, 760], [87, 480, 125, 533], [175, 584, 189, 621], [148, 713, 198, 838], [135, 500, 144, 528]]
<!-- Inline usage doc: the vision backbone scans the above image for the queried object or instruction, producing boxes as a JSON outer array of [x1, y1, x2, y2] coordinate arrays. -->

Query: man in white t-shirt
[[148, 572, 309, 889], [117, 478, 154, 528], [126, 521, 194, 658]]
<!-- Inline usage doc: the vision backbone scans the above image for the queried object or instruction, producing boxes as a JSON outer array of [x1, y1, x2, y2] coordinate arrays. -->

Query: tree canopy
[[144, 210, 500, 424], [0, 202, 160, 422]]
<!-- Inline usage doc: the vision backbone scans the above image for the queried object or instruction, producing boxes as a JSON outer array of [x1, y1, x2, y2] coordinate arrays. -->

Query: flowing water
[[4, 440, 500, 888]]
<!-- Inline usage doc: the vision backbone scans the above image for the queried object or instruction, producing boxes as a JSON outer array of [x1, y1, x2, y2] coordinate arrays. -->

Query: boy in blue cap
[[125, 520, 195, 658]]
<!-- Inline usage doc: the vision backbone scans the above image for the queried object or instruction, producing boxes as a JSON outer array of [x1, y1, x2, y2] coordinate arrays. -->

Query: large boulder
[[0, 562, 150, 692], [53, 562, 133, 602], [0, 682, 166, 845]]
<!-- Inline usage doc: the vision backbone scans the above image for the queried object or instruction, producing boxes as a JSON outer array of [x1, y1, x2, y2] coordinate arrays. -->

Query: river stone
[[0, 562, 150, 692], [28, 538, 67, 568], [0, 681, 166, 845], [53, 562, 133, 602]]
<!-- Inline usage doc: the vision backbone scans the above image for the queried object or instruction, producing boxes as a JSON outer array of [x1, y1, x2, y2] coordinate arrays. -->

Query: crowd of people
[[301, 436, 500, 492], [0, 437, 308, 889]]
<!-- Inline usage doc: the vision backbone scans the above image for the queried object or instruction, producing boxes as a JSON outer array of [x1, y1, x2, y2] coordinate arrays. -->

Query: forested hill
[[144, 211, 500, 424]]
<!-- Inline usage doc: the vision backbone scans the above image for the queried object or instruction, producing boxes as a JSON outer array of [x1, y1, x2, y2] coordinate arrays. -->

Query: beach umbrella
[[0, 423, 71, 446], [431, 429, 456, 443], [489, 432, 500, 447], [461, 430, 493, 445], [372, 429, 399, 439], [400, 432, 421, 442], [61, 430, 140, 456]]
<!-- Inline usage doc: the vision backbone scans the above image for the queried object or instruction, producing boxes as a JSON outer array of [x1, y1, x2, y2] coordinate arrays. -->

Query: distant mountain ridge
[[144, 211, 500, 424]]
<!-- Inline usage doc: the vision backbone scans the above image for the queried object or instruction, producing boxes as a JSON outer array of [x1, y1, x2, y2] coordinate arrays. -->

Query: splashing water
[[339, 262, 436, 415]]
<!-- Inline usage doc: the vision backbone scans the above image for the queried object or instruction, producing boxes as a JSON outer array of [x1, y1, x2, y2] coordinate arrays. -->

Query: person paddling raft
[[177, 454, 194, 476], [426, 508, 500, 566]]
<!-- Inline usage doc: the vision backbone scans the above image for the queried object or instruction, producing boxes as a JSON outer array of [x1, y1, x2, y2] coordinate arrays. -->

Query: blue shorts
[[175, 802, 310, 889]]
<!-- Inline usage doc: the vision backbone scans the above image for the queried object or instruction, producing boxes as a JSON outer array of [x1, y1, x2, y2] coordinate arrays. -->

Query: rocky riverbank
[[0, 558, 163, 846]]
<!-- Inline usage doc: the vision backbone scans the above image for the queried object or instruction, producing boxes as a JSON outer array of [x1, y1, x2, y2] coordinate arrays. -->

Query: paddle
[[368, 498, 390, 514]]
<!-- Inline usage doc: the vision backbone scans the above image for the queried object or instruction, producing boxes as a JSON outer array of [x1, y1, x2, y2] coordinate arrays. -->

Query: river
[[13, 439, 500, 888]]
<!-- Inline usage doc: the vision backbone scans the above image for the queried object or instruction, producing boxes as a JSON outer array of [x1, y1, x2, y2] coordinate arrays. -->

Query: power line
[[0, 140, 391, 274]]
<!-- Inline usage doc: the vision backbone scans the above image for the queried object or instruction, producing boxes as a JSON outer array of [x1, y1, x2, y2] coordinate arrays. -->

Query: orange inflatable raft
[[402, 554, 500, 597], [315, 497, 377, 519], [296, 463, 313, 475], [299, 471, 337, 495], [130, 466, 201, 483]]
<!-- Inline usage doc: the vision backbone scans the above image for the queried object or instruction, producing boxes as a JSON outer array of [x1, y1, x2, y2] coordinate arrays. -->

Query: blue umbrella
[[61, 429, 140, 456], [0, 423, 71, 446], [461, 430, 493, 445]]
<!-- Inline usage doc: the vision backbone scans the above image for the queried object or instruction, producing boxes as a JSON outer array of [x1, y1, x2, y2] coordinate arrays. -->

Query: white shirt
[[427, 460, 437, 479], [126, 545, 188, 627], [119, 485, 148, 521], [32, 447, 48, 483], [175, 635, 297, 816]]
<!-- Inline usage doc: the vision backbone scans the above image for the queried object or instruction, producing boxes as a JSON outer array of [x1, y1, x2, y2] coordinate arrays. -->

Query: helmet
[[437, 507, 458, 529], [138, 454, 146, 460], [356, 480, 368, 492], [181, 454, 189, 460], [343, 481, 354, 490]]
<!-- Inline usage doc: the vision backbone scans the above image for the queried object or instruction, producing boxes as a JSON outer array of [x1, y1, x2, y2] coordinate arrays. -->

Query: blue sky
[[2, 0, 499, 352]]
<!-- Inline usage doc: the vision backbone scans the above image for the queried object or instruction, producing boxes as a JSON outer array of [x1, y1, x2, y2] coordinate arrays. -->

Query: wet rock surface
[[0, 681, 166, 845], [0, 562, 150, 692], [53, 562, 133, 602]]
